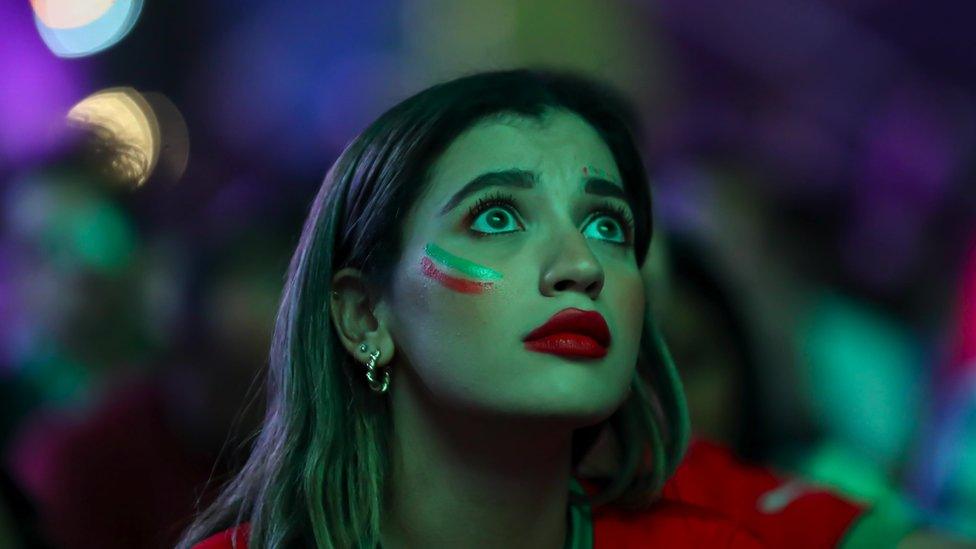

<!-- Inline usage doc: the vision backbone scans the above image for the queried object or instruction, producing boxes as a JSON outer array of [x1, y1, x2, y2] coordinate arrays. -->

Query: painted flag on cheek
[[421, 242, 502, 294]]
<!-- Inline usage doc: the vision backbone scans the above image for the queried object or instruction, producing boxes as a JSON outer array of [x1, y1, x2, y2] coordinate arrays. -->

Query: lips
[[523, 308, 611, 359]]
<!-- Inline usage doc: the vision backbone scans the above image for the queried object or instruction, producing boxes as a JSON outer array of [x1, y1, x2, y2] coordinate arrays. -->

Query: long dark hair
[[177, 68, 689, 548]]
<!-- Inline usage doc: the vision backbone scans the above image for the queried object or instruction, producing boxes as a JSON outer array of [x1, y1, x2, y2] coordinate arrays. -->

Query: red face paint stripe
[[421, 256, 493, 294]]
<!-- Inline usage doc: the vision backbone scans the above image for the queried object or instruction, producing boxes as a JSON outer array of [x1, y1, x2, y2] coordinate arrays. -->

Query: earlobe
[[330, 268, 397, 369], [368, 300, 398, 368]]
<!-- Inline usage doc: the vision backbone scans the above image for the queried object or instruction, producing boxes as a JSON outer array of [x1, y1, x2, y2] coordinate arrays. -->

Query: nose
[[539, 229, 605, 300]]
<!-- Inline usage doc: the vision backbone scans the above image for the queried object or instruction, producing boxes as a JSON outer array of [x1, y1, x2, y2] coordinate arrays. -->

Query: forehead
[[426, 110, 620, 190]]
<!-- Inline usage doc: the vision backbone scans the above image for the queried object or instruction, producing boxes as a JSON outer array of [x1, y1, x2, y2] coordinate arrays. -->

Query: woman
[[178, 69, 930, 548]]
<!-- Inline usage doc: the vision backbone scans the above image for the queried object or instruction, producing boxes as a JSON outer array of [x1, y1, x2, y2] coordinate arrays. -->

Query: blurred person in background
[[1, 153, 159, 546], [3, 155, 287, 547], [658, 231, 769, 462], [676, 156, 976, 545]]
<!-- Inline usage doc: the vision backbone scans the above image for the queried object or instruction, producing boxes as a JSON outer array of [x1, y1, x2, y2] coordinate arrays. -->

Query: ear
[[330, 267, 396, 368]]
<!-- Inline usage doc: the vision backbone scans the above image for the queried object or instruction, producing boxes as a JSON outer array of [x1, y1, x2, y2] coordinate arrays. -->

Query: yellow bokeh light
[[67, 87, 160, 188]]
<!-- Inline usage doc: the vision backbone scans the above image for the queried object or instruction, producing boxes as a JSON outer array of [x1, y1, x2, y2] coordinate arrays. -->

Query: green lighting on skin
[[424, 242, 503, 280], [583, 165, 609, 179]]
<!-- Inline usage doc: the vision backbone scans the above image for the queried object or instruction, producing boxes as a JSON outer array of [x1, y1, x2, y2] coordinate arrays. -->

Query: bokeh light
[[798, 290, 925, 468], [906, 234, 976, 537], [140, 92, 190, 185], [66, 87, 159, 188], [32, 0, 143, 58], [3, 171, 137, 275], [30, 0, 114, 29]]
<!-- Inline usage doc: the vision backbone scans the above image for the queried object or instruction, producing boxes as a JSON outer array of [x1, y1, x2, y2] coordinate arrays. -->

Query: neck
[[382, 369, 576, 549]]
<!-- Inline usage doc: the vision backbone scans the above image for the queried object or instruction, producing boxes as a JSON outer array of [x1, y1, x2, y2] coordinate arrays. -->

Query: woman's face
[[379, 109, 645, 424]]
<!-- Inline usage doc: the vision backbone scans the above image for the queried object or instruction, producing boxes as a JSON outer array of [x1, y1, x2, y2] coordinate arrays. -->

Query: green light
[[22, 342, 92, 407], [798, 291, 924, 467], [68, 196, 136, 273]]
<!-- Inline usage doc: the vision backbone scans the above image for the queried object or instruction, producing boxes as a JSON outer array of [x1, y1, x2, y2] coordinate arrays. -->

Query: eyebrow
[[438, 168, 631, 216]]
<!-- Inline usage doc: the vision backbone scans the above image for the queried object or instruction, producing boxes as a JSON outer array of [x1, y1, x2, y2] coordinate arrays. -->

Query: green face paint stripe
[[421, 256, 494, 294], [424, 242, 503, 280]]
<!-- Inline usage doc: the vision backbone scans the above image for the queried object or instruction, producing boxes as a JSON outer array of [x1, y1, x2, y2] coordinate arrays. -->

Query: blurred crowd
[[3, 0, 976, 547]]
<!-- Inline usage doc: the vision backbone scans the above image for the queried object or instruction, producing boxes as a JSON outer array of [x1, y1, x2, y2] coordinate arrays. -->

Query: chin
[[524, 391, 625, 426]]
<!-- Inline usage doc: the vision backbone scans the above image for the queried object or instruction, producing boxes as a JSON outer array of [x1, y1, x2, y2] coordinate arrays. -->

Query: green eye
[[582, 214, 628, 244], [464, 191, 523, 236], [470, 205, 521, 234], [465, 190, 634, 246]]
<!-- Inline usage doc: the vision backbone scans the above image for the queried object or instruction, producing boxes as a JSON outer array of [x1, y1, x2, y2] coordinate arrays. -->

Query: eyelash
[[464, 190, 636, 246]]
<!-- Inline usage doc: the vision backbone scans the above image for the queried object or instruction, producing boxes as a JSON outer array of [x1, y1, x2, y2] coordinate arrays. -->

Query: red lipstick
[[523, 307, 611, 359]]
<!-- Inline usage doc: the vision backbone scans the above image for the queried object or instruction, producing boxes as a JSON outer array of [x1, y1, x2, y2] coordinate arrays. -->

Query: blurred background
[[3, 0, 976, 546]]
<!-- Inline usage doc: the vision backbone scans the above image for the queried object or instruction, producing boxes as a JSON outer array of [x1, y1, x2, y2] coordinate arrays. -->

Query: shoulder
[[191, 523, 251, 549], [662, 437, 869, 547]]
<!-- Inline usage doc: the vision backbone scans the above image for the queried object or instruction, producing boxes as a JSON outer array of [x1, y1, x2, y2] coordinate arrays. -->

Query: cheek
[[403, 244, 511, 345], [615, 273, 645, 330], [392, 252, 506, 364]]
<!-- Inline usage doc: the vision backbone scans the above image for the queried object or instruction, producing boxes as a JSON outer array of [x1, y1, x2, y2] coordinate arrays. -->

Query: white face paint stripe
[[757, 479, 814, 513]]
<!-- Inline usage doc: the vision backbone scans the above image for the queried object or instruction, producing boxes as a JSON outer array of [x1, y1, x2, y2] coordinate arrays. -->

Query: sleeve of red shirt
[[661, 437, 869, 548]]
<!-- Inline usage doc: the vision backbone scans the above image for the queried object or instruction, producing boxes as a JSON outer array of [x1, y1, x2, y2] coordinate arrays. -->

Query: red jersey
[[193, 438, 904, 548]]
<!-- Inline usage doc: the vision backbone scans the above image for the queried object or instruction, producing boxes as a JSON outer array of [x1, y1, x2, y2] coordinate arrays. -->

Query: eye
[[466, 191, 523, 235], [465, 190, 635, 246], [584, 215, 627, 244], [582, 208, 632, 245]]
